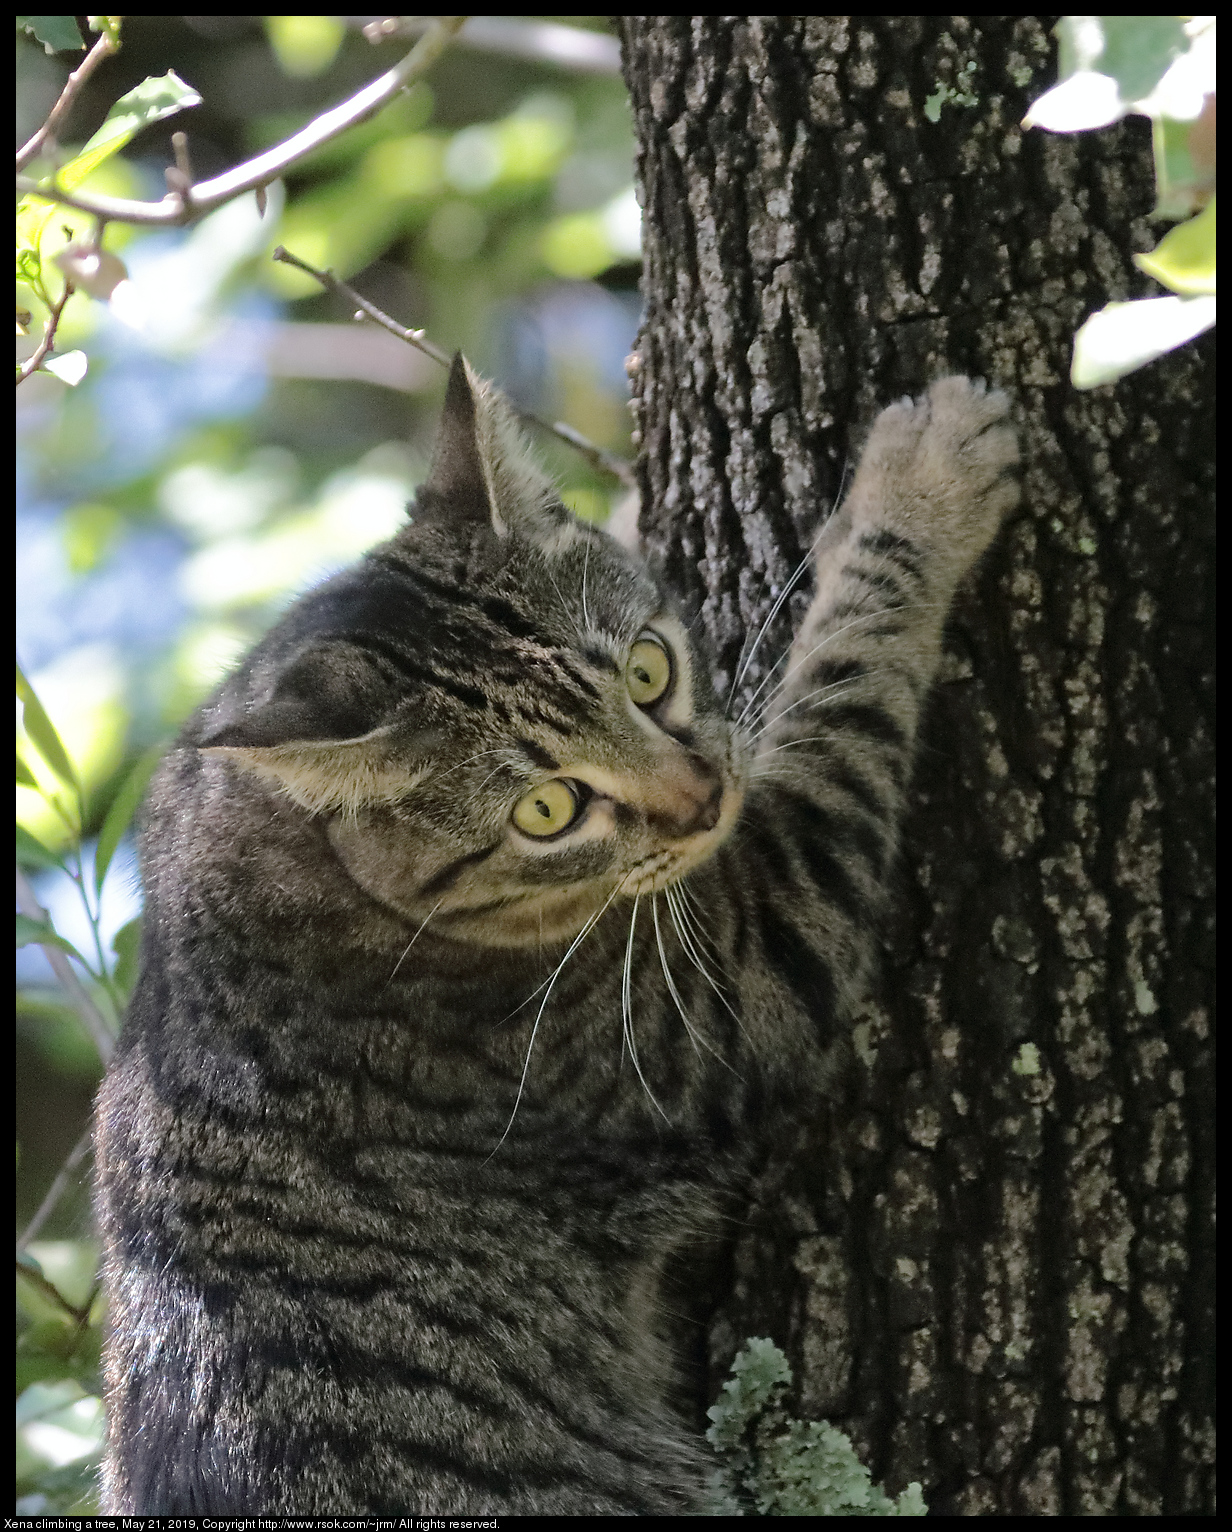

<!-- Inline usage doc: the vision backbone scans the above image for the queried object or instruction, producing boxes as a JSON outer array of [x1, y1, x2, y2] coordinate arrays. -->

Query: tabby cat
[[95, 357, 1019, 1513]]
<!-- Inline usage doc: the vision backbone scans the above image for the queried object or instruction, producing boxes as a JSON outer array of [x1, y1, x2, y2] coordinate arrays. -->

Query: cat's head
[[196, 356, 747, 947]]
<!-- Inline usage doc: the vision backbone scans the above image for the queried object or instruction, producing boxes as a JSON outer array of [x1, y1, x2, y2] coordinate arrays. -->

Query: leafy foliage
[[1025, 16, 1216, 387], [707, 1339, 927, 1516]]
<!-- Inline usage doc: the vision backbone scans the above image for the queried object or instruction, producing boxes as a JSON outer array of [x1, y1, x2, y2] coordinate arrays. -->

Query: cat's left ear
[[196, 640, 441, 816], [413, 354, 579, 552]]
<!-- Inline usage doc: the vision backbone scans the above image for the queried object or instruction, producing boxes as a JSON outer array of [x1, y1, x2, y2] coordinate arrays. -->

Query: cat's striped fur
[[95, 360, 1019, 1513]]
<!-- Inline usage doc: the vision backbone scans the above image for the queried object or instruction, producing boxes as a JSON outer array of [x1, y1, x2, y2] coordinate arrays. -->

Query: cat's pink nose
[[648, 754, 723, 838]]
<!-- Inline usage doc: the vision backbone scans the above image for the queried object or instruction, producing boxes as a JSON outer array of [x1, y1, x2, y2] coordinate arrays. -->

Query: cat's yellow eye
[[626, 635, 672, 707], [512, 779, 579, 837]]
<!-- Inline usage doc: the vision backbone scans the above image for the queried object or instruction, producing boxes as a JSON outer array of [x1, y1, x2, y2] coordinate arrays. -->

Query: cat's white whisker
[[466, 763, 513, 808], [748, 672, 884, 744], [726, 467, 851, 718], [653, 895, 736, 1074], [735, 605, 893, 735], [665, 890, 750, 1054], [488, 878, 628, 1158], [670, 883, 724, 974], [621, 896, 670, 1122], [387, 900, 445, 984], [676, 878, 722, 954], [650, 895, 701, 1061], [666, 888, 738, 1020], [727, 544, 815, 716], [580, 527, 593, 630]]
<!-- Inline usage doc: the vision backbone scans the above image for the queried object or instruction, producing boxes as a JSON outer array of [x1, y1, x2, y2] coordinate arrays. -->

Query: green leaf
[[17, 16, 84, 54], [1151, 111, 1214, 221], [1055, 17, 1186, 101], [51, 70, 202, 193], [94, 742, 163, 896], [1091, 17, 1187, 105], [16, 913, 86, 963], [15, 1317, 102, 1393], [17, 753, 40, 788], [1072, 295, 1217, 388], [16, 245, 42, 286], [1135, 197, 1216, 297], [16, 663, 80, 795], [111, 916, 142, 999], [16, 823, 65, 870]]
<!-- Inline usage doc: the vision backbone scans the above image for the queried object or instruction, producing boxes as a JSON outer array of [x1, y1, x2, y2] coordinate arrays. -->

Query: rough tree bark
[[619, 17, 1213, 1516]]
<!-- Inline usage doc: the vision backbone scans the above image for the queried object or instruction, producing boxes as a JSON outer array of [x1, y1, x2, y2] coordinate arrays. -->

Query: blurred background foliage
[[16, 16, 639, 1510]]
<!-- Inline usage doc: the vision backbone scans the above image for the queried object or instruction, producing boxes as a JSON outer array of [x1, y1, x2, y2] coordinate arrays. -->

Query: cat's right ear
[[414, 353, 495, 529]]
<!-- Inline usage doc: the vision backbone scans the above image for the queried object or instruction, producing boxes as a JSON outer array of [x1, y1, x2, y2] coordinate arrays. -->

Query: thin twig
[[165, 128, 193, 205], [272, 246, 636, 487], [15, 1257, 94, 1326], [16, 28, 119, 173], [17, 1127, 92, 1252], [16, 867, 115, 1061], [15, 18, 468, 228], [16, 282, 74, 387]]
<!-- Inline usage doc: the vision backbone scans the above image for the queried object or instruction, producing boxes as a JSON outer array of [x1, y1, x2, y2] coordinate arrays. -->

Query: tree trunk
[[620, 16, 1213, 1516]]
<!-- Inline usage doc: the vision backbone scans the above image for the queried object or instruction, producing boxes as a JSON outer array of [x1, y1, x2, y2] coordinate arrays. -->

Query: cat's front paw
[[849, 375, 1021, 578]]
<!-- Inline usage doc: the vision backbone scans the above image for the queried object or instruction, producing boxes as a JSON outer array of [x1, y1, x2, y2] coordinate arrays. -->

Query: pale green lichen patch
[[924, 62, 980, 121], [707, 1338, 927, 1515], [1012, 1041, 1042, 1076]]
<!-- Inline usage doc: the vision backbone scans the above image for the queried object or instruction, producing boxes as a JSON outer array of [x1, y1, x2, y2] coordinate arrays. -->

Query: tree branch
[[365, 16, 622, 76], [16, 283, 74, 387], [17, 1127, 92, 1252], [15, 27, 119, 173], [14, 17, 467, 228], [15, 867, 115, 1061], [272, 246, 636, 489]]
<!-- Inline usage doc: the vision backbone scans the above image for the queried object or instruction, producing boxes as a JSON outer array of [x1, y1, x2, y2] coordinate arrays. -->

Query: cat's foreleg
[[738, 377, 1020, 1020]]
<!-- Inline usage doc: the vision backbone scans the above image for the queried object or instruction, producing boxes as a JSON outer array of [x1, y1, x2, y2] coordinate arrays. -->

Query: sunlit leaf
[[94, 742, 164, 896], [1024, 71, 1123, 133], [17, 16, 84, 54], [1071, 295, 1216, 389], [17, 754, 41, 789], [1036, 18, 1195, 131], [16, 246, 42, 286], [16, 664, 80, 794], [43, 350, 89, 385], [16, 823, 65, 870], [1134, 197, 1216, 297], [51, 71, 203, 194]]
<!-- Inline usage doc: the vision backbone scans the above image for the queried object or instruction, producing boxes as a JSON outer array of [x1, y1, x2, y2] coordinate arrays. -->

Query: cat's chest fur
[[96, 360, 1019, 1514]]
